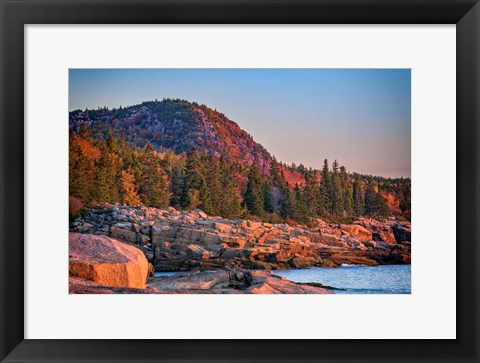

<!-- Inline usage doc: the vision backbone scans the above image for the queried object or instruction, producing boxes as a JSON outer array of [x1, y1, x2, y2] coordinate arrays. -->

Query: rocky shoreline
[[69, 204, 410, 294], [70, 204, 411, 272], [69, 233, 332, 294]]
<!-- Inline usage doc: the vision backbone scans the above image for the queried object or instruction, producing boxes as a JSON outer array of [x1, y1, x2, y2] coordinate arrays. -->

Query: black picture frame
[[1, 0, 479, 362]]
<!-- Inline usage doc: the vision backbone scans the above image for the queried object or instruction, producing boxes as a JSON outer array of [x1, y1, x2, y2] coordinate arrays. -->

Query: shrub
[[69, 196, 83, 217]]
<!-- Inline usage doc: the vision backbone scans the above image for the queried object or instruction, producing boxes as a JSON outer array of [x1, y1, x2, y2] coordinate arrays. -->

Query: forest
[[69, 124, 411, 225]]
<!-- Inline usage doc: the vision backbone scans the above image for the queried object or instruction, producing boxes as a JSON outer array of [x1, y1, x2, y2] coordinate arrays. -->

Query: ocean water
[[274, 264, 411, 294], [155, 264, 411, 294]]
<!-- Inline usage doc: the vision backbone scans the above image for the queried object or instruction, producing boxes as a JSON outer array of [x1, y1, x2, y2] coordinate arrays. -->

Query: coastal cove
[[154, 265, 411, 294], [67, 93, 411, 295]]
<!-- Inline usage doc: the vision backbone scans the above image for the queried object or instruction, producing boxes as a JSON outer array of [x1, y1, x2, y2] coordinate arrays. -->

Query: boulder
[[110, 225, 137, 244], [69, 233, 149, 289], [194, 209, 208, 219], [392, 223, 412, 242], [341, 224, 373, 242]]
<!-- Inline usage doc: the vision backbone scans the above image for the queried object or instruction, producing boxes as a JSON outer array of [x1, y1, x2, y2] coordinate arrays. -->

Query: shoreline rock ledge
[[69, 232, 332, 294], [70, 204, 411, 271]]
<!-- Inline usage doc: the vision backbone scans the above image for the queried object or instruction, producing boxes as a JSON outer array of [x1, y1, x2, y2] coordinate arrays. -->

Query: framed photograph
[[1, 0, 478, 362]]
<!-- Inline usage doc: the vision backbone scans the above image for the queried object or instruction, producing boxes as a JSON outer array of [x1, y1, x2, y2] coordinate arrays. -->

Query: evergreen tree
[[169, 165, 185, 209], [331, 160, 344, 217], [185, 188, 201, 210], [375, 191, 390, 217], [181, 148, 203, 208], [364, 177, 378, 216], [93, 139, 122, 203], [263, 182, 274, 213], [399, 178, 411, 214], [244, 165, 265, 216], [304, 171, 321, 216], [293, 184, 309, 223], [353, 176, 365, 216], [364, 177, 389, 217], [280, 186, 296, 220], [319, 159, 332, 216], [219, 160, 242, 219], [204, 156, 223, 215], [339, 166, 354, 216], [198, 177, 214, 215], [139, 142, 170, 208]]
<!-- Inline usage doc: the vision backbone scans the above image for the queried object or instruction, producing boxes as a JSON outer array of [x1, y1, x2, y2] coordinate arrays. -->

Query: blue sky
[[69, 69, 411, 178]]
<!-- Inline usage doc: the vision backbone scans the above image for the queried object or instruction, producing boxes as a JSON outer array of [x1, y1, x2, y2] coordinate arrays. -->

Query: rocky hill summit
[[69, 99, 272, 173], [70, 204, 411, 272]]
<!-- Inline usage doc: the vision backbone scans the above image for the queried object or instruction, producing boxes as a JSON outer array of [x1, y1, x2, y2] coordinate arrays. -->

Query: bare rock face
[[69, 233, 149, 289]]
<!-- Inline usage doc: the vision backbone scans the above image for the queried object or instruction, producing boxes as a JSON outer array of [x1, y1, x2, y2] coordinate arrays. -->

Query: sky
[[69, 69, 411, 178]]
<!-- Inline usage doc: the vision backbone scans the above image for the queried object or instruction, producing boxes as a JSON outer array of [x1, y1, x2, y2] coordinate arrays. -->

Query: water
[[154, 271, 179, 277], [274, 264, 411, 294], [154, 264, 411, 294], [154, 270, 217, 277]]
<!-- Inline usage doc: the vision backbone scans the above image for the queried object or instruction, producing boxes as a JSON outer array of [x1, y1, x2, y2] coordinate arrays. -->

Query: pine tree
[[340, 166, 354, 217], [304, 171, 321, 217], [181, 148, 203, 208], [280, 186, 296, 220], [244, 165, 265, 216], [93, 139, 122, 203], [263, 182, 274, 213], [331, 160, 344, 217], [198, 177, 214, 215], [364, 177, 389, 217], [186, 188, 201, 210], [139, 142, 170, 208], [364, 177, 378, 216], [219, 160, 242, 219], [205, 156, 223, 215], [353, 176, 365, 216], [319, 159, 332, 216], [375, 191, 390, 217], [293, 184, 309, 223], [399, 178, 411, 214], [169, 165, 185, 209]]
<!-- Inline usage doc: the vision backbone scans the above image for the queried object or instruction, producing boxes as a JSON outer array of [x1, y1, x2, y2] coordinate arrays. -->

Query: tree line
[[70, 127, 411, 224]]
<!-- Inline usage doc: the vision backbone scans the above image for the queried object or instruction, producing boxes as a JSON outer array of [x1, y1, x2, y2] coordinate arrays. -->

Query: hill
[[69, 99, 271, 174]]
